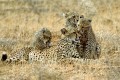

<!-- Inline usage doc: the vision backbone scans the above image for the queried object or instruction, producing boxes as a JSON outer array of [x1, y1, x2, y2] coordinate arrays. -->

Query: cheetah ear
[[42, 28, 46, 33], [62, 9, 70, 18], [63, 13, 68, 18], [61, 28, 68, 35], [80, 15, 84, 18]]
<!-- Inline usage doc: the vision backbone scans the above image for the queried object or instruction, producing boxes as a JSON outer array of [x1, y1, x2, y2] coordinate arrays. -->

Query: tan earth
[[0, 0, 120, 80]]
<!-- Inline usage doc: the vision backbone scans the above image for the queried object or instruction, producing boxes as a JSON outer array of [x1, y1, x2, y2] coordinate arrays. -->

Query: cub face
[[33, 28, 52, 50], [64, 12, 79, 28], [77, 17, 92, 32]]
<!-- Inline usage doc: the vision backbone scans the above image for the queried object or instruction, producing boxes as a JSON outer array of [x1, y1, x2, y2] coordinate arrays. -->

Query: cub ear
[[42, 28, 46, 33], [80, 15, 84, 18], [63, 13, 68, 18], [61, 28, 68, 35]]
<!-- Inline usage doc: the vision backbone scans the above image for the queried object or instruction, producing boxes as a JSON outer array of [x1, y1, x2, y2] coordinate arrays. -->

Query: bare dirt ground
[[0, 0, 120, 80]]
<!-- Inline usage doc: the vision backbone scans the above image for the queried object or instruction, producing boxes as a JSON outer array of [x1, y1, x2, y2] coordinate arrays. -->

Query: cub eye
[[88, 19, 92, 22], [80, 15, 84, 18], [72, 15, 75, 18]]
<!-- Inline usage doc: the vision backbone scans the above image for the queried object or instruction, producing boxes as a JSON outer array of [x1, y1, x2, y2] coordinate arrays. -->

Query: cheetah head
[[42, 28, 52, 40], [77, 17, 92, 32], [33, 28, 52, 49], [63, 12, 79, 28]]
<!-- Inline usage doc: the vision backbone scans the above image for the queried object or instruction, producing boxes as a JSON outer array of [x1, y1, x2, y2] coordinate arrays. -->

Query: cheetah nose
[[88, 19, 92, 22]]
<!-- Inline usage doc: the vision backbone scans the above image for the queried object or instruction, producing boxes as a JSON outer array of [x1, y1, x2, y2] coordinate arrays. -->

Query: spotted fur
[[77, 17, 101, 59]]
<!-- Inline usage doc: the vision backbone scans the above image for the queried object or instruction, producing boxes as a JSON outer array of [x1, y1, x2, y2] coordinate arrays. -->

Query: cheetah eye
[[80, 15, 84, 18], [88, 19, 92, 22], [81, 27, 84, 28], [73, 15, 75, 18]]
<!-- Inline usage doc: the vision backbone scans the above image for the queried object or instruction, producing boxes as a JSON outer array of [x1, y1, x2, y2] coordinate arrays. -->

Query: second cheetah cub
[[32, 28, 52, 50]]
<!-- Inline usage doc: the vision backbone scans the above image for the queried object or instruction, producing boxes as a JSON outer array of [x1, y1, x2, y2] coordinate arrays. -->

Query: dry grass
[[0, 0, 120, 80]]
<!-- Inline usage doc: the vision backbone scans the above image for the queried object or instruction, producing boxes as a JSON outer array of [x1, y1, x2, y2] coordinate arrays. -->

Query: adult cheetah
[[1, 28, 80, 64], [1, 28, 52, 63]]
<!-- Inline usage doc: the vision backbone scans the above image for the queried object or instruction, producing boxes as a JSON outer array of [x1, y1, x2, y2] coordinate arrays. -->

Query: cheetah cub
[[63, 12, 79, 28], [32, 28, 52, 50], [76, 16, 101, 59]]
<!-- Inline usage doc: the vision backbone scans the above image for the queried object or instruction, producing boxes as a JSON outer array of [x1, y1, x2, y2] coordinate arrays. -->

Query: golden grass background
[[0, 0, 120, 80]]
